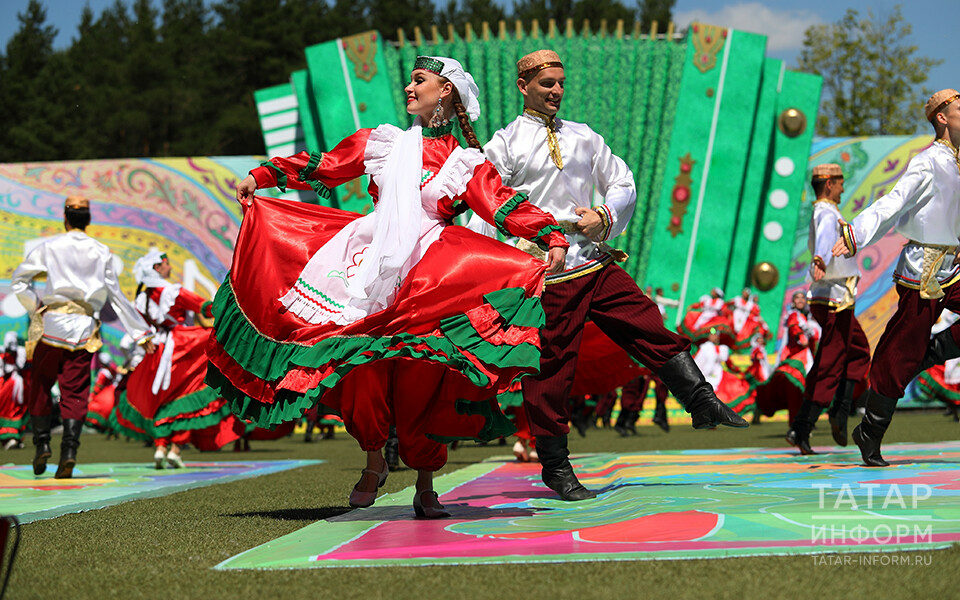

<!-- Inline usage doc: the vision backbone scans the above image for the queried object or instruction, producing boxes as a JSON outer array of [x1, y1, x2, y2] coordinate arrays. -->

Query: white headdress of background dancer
[[133, 249, 167, 289]]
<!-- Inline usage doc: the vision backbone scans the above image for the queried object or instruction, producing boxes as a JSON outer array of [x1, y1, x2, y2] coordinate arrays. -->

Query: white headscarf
[[133, 249, 168, 289], [418, 56, 481, 122]]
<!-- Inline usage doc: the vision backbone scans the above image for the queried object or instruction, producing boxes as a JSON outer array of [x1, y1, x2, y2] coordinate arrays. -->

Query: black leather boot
[[625, 410, 639, 435], [657, 352, 749, 429], [55, 418, 83, 479], [613, 410, 631, 437], [384, 426, 400, 471], [827, 379, 856, 447], [919, 327, 960, 372], [31, 414, 52, 476], [786, 400, 822, 455], [536, 434, 596, 501], [653, 400, 670, 432], [852, 390, 898, 467]]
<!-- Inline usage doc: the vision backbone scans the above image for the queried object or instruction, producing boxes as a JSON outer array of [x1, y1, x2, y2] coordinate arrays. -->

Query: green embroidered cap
[[413, 56, 444, 75]]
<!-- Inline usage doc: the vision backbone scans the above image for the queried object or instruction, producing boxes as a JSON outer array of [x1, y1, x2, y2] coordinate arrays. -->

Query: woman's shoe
[[348, 462, 388, 508], [166, 452, 185, 469], [154, 448, 166, 470], [512, 440, 529, 462], [413, 489, 450, 519]]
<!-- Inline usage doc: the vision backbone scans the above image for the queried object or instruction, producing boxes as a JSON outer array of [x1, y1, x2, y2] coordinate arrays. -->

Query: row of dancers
[[10, 50, 959, 520]]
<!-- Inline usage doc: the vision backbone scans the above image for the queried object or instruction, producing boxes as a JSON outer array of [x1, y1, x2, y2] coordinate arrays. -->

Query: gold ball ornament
[[751, 261, 779, 291], [778, 108, 807, 138]]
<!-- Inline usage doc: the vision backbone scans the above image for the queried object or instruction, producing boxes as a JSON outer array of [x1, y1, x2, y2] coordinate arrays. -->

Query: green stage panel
[[644, 25, 765, 325], [749, 69, 823, 328], [724, 58, 783, 297]]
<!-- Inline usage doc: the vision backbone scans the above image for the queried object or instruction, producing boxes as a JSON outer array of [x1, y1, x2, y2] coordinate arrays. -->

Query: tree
[[0, 0, 66, 161], [569, 0, 634, 29], [796, 5, 942, 136], [439, 0, 506, 33], [638, 0, 675, 35]]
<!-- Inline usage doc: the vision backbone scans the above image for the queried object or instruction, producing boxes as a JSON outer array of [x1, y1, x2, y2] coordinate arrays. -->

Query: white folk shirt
[[12, 231, 152, 351], [808, 200, 860, 306], [846, 141, 960, 289], [484, 112, 637, 280]]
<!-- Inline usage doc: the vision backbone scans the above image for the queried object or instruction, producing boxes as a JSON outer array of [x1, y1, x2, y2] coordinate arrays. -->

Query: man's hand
[[832, 238, 851, 258], [142, 340, 157, 354], [811, 256, 826, 281], [546, 247, 567, 274], [236, 175, 258, 206], [574, 207, 604, 240]]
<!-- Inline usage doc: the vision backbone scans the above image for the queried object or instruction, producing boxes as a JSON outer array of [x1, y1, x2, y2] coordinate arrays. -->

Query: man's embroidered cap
[[811, 163, 843, 181], [517, 49, 563, 79], [925, 88, 960, 121]]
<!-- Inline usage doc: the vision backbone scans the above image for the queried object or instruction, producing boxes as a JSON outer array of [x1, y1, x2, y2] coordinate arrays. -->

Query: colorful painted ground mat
[[0, 460, 321, 523], [217, 443, 960, 569]]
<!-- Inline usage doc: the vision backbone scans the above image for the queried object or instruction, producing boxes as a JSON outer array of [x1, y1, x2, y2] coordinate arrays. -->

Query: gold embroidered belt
[[26, 300, 101, 359], [909, 240, 959, 300]]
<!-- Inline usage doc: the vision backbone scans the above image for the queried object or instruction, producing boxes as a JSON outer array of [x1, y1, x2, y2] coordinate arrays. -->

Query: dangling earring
[[430, 98, 444, 128]]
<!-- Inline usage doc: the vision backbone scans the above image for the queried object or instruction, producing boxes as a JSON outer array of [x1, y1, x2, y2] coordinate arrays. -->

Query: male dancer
[[833, 89, 960, 466], [786, 164, 871, 454], [485, 49, 747, 501], [12, 196, 154, 478]]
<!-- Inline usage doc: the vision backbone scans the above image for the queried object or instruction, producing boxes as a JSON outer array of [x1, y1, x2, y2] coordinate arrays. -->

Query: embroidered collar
[[422, 122, 454, 138], [522, 107, 562, 129], [934, 138, 960, 175], [813, 197, 840, 206]]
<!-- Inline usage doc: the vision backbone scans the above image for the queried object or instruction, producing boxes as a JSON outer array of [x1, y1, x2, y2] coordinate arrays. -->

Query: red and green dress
[[205, 122, 567, 471], [0, 346, 28, 443], [115, 285, 242, 450], [754, 308, 820, 423]]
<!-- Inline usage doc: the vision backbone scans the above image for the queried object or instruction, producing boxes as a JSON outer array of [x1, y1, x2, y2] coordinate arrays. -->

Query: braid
[[451, 88, 482, 152]]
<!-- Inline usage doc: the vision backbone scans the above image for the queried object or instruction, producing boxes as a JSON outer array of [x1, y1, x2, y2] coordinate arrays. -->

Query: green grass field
[[7, 410, 959, 600]]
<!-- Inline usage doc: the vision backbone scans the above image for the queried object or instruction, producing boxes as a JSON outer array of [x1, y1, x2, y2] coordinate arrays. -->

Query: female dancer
[[210, 56, 567, 517], [115, 250, 241, 466]]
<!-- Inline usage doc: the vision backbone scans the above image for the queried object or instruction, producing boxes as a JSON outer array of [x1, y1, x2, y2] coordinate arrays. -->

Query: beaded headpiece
[[412, 56, 444, 75]]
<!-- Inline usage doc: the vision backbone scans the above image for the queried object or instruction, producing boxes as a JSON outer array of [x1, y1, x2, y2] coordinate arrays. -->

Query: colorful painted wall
[[0, 157, 253, 352]]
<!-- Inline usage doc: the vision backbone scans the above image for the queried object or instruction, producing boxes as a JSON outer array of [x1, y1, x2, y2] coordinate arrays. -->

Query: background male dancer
[[12, 196, 155, 478], [786, 164, 870, 454]]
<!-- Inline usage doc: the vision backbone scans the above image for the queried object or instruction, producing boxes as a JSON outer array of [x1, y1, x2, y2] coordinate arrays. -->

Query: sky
[[1, 0, 957, 99]]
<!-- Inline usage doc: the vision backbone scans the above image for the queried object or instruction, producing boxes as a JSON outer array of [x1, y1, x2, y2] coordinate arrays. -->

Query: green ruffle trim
[[493, 192, 529, 238], [114, 398, 152, 442], [153, 386, 220, 424], [295, 152, 331, 200], [114, 387, 230, 439], [493, 192, 562, 252], [201, 300, 214, 319], [439, 287, 544, 369], [422, 122, 454, 138], [85, 412, 108, 427], [259, 160, 288, 192], [777, 358, 807, 391], [532, 224, 563, 251], [0, 416, 26, 429], [297, 151, 322, 181], [426, 398, 517, 443], [208, 279, 542, 432]]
